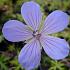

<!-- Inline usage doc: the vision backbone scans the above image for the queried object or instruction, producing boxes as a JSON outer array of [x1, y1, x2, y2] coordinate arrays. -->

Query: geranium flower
[[2, 1, 69, 70]]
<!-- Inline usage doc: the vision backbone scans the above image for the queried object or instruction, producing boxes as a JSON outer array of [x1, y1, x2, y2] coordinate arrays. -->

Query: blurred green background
[[0, 0, 70, 70]]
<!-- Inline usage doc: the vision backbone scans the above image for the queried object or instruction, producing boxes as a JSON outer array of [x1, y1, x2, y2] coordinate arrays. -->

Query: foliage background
[[0, 0, 70, 70]]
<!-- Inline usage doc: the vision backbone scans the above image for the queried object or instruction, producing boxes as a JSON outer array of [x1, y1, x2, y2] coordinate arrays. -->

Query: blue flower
[[2, 1, 69, 70]]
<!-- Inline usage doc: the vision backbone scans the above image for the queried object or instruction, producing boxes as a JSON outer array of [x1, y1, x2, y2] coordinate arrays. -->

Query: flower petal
[[41, 10, 69, 34], [40, 35, 69, 60], [21, 1, 42, 31], [18, 38, 41, 70], [2, 20, 33, 42]]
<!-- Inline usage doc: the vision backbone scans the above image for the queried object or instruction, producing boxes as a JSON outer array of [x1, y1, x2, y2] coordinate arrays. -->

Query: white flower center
[[33, 30, 41, 40]]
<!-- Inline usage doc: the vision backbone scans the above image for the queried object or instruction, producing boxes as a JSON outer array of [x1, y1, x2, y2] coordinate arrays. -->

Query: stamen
[[32, 30, 41, 40], [36, 34, 41, 40]]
